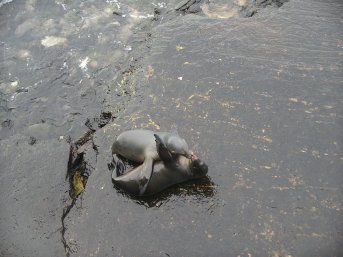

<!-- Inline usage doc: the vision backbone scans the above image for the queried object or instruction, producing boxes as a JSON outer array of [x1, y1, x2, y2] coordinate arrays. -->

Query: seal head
[[189, 159, 208, 178]]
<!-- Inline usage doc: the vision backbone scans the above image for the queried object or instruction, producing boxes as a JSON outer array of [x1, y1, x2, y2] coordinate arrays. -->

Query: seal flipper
[[111, 154, 126, 177], [112, 157, 153, 196], [154, 134, 173, 163]]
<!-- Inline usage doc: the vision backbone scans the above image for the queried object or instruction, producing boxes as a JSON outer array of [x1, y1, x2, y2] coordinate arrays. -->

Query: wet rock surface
[[0, 0, 342, 256], [0, 136, 69, 257]]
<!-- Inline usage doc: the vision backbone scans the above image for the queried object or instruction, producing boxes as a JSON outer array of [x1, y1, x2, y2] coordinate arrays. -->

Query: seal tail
[[138, 157, 153, 195], [112, 157, 154, 196]]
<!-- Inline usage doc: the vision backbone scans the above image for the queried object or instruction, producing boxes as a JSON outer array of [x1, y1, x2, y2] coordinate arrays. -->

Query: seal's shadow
[[108, 155, 216, 208]]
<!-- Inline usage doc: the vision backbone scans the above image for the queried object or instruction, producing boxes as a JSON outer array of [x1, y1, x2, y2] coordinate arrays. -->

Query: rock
[[0, 135, 70, 257], [187, 3, 202, 13], [175, 0, 196, 11], [25, 123, 53, 140]]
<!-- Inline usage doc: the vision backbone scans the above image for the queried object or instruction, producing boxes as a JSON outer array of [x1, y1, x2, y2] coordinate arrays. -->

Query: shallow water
[[0, 0, 342, 256]]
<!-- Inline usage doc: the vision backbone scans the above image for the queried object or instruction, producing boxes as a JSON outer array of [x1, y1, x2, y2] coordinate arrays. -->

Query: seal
[[112, 134, 208, 196], [111, 129, 194, 194], [112, 129, 192, 161]]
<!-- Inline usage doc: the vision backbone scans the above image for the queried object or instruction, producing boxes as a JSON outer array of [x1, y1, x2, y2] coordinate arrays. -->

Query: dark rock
[[175, 0, 196, 11], [28, 136, 36, 145], [1, 119, 13, 128], [241, 0, 289, 17], [85, 112, 113, 132], [187, 4, 202, 13]]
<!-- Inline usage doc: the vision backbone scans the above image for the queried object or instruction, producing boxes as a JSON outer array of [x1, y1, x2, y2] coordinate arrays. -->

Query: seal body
[[112, 130, 208, 195], [111, 129, 192, 194], [112, 154, 208, 196], [111, 129, 191, 162], [144, 156, 208, 195]]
